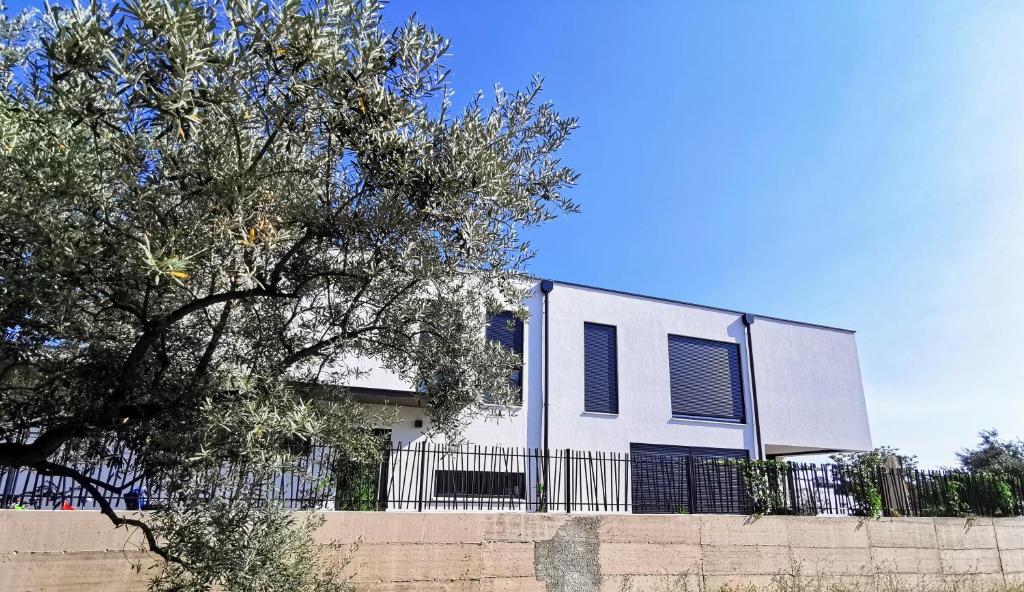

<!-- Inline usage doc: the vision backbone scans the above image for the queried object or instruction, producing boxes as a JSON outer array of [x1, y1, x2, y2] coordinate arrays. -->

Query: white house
[[0, 278, 874, 514], [342, 279, 872, 465]]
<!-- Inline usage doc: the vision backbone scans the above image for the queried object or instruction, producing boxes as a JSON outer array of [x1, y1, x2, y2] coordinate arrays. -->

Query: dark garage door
[[629, 443, 749, 514]]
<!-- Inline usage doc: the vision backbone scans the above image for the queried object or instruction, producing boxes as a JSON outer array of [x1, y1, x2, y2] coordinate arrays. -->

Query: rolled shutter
[[667, 335, 744, 422], [486, 312, 523, 354], [584, 323, 618, 414], [629, 443, 748, 514], [486, 312, 524, 400]]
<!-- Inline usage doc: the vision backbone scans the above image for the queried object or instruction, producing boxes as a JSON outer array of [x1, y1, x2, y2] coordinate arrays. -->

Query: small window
[[584, 322, 618, 414], [485, 312, 524, 403], [486, 311, 524, 358], [434, 470, 526, 499], [667, 335, 744, 422]]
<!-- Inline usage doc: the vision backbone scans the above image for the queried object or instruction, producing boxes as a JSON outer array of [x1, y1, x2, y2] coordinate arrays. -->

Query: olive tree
[[0, 0, 577, 588]]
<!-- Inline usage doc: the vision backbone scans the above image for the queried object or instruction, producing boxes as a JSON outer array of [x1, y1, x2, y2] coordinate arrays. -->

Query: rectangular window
[[486, 311, 524, 357], [485, 311, 524, 403], [584, 322, 618, 414], [667, 335, 744, 422], [434, 470, 526, 499]]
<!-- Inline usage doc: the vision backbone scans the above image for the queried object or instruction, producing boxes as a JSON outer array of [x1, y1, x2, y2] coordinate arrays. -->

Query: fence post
[[786, 462, 798, 513], [416, 442, 427, 512], [565, 448, 572, 514], [334, 461, 344, 512], [875, 466, 888, 517], [0, 467, 13, 508], [541, 447, 550, 512], [376, 447, 390, 511], [685, 455, 695, 514]]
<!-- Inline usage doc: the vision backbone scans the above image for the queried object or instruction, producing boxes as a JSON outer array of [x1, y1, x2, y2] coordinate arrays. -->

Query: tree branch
[[193, 300, 233, 382], [278, 324, 382, 370], [0, 423, 82, 467], [32, 461, 187, 567], [120, 287, 298, 397]]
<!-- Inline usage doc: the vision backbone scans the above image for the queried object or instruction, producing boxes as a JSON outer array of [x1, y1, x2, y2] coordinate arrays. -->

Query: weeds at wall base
[[615, 562, 1024, 592]]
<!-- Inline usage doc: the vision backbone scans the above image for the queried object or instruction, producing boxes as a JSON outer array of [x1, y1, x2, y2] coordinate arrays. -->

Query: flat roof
[[548, 279, 855, 334]]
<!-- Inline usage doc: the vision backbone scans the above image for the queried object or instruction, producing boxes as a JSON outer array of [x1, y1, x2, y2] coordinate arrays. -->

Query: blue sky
[[381, 1, 1024, 468]]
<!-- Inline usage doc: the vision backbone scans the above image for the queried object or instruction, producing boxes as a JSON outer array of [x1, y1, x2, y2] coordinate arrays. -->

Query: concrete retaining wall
[[3, 510, 1024, 591]]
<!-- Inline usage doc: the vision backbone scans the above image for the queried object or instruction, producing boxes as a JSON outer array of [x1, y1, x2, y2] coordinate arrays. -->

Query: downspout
[[539, 280, 554, 453], [742, 313, 765, 460]]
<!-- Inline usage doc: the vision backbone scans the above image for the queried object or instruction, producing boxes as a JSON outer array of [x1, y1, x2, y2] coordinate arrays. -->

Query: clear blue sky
[[381, 0, 1024, 468], [6, 0, 1022, 467]]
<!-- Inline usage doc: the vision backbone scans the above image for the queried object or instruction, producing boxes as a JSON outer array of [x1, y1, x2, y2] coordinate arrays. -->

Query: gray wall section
[[751, 318, 873, 454]]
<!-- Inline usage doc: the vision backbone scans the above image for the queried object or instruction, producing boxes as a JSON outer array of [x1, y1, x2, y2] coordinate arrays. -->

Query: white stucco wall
[[750, 318, 872, 454], [544, 283, 757, 456], [337, 286, 544, 448], [329, 279, 872, 458]]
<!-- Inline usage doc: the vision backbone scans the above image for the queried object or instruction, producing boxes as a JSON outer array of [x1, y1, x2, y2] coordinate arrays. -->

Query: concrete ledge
[[865, 517, 939, 549], [699, 515, 790, 547], [0, 510, 147, 553], [0, 550, 152, 592], [935, 517, 998, 550], [341, 542, 479, 582], [598, 514, 700, 544], [2, 511, 1023, 592], [785, 516, 869, 548], [996, 520, 1024, 550]]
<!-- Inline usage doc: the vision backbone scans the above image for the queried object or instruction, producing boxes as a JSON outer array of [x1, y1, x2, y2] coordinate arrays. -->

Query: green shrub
[[829, 446, 914, 518], [736, 460, 789, 515]]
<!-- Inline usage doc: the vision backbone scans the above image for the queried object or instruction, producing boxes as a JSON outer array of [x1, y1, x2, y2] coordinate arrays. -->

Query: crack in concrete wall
[[534, 516, 602, 592]]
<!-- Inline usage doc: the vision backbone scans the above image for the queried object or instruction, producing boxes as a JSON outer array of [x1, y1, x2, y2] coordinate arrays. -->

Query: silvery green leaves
[[149, 500, 353, 592], [0, 0, 576, 589]]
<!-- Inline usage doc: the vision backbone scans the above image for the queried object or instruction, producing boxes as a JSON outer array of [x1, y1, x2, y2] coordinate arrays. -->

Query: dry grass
[[711, 576, 1024, 592], [615, 559, 1024, 592]]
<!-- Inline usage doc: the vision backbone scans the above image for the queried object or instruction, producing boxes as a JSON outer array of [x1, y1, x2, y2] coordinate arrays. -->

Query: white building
[[344, 279, 872, 464], [0, 279, 876, 514]]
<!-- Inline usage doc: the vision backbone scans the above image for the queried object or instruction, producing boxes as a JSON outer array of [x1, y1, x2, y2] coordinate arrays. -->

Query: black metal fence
[[697, 461, 1024, 518], [0, 437, 346, 511], [340, 445, 633, 512], [3, 441, 1023, 517]]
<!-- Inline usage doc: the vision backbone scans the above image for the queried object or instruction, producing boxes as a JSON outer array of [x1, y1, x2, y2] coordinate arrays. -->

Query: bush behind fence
[[2, 440, 1023, 517]]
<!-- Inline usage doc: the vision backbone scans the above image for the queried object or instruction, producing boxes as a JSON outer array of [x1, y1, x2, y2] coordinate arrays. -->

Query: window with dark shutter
[[485, 312, 524, 403], [584, 322, 618, 414], [667, 335, 744, 422], [434, 470, 526, 499], [486, 311, 524, 356]]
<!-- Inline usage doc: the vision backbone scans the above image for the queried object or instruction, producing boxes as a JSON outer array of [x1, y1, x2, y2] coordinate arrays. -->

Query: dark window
[[485, 312, 524, 403], [434, 470, 526, 499], [629, 443, 749, 514], [486, 311, 524, 357], [667, 335, 744, 422], [584, 323, 618, 414]]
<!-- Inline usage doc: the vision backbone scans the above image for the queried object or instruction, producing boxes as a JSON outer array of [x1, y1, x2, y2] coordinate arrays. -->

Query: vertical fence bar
[[416, 442, 426, 512], [564, 448, 572, 514], [685, 456, 695, 514]]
